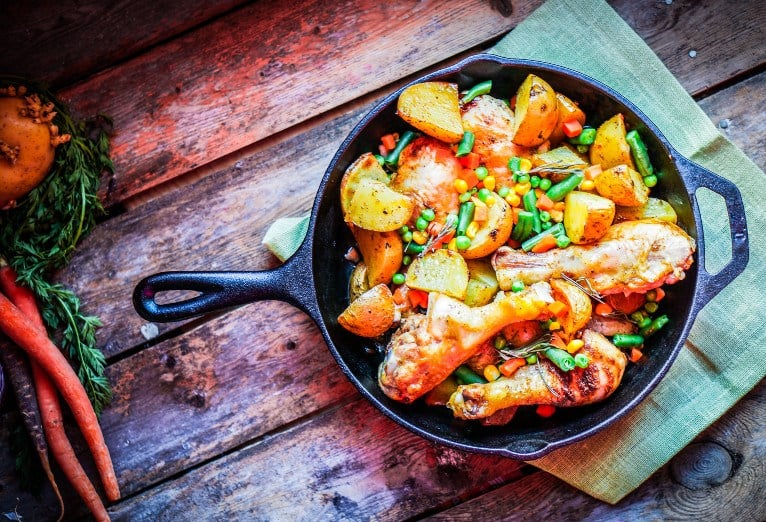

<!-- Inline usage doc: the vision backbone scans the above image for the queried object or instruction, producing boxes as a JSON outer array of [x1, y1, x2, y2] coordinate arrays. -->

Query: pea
[[392, 273, 405, 285], [556, 235, 571, 248], [517, 173, 530, 184], [459, 191, 472, 203], [415, 217, 428, 231], [402, 255, 412, 266], [497, 186, 511, 198], [455, 235, 472, 250], [421, 208, 436, 222], [511, 280, 525, 292], [644, 174, 658, 188], [494, 336, 507, 349], [525, 354, 538, 364], [402, 230, 413, 243], [399, 225, 410, 235], [475, 166, 489, 180], [530, 175, 540, 188], [539, 178, 552, 191]]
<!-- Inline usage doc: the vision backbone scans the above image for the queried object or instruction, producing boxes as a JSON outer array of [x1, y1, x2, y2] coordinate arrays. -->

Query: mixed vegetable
[[338, 73, 694, 424]]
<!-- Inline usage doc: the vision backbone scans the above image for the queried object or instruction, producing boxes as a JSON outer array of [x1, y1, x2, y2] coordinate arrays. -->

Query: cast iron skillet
[[133, 54, 749, 459]]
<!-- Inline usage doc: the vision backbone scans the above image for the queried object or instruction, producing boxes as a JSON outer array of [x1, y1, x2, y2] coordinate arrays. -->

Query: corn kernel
[[483, 176, 496, 192], [580, 179, 595, 191], [519, 158, 533, 172], [466, 221, 480, 239], [484, 364, 501, 382], [514, 182, 531, 196], [454, 178, 468, 193], [566, 339, 585, 354], [548, 320, 561, 331], [505, 193, 521, 207], [412, 230, 428, 245], [447, 238, 458, 251]]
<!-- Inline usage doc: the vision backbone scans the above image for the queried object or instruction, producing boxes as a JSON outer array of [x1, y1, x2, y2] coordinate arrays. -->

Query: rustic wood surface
[[0, 0, 764, 521]]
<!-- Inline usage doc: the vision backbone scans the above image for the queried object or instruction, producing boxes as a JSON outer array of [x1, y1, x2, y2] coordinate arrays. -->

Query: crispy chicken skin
[[378, 282, 554, 403], [447, 330, 627, 420], [461, 95, 531, 170], [493, 219, 695, 295]]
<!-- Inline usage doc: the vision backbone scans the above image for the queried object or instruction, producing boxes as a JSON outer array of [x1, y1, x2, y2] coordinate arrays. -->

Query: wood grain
[[107, 397, 528, 521], [0, 0, 248, 88], [425, 380, 765, 521]]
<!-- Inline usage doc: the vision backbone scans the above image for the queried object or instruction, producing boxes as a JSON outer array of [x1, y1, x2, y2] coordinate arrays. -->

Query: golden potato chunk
[[614, 197, 677, 224], [589, 113, 635, 170], [548, 92, 587, 146], [340, 152, 390, 224], [511, 74, 559, 147], [397, 81, 464, 143], [464, 259, 499, 307], [353, 227, 403, 286], [594, 164, 649, 207], [338, 284, 396, 338], [550, 278, 593, 341], [346, 178, 414, 232], [564, 191, 616, 244], [406, 249, 469, 300], [461, 197, 514, 259], [349, 262, 370, 302]]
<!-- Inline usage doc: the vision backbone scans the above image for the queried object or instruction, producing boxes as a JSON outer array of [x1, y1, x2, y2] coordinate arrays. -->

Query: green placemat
[[263, 0, 765, 504]]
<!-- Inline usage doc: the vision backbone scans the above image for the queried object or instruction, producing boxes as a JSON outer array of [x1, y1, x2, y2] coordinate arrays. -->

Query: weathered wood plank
[[609, 0, 766, 97], [59, 0, 538, 207], [107, 397, 528, 521], [0, 0, 248, 88], [425, 380, 765, 521]]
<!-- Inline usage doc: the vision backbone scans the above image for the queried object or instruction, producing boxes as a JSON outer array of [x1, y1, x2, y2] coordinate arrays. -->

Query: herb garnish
[[0, 77, 112, 414]]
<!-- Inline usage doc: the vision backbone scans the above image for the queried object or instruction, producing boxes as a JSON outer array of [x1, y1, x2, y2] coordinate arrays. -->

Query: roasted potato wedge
[[564, 191, 615, 244], [614, 197, 677, 224], [338, 284, 396, 338], [532, 145, 589, 182], [340, 152, 390, 224], [512, 74, 559, 147], [346, 178, 414, 232], [548, 92, 587, 145], [589, 113, 635, 170], [397, 81, 464, 143], [550, 278, 593, 341], [461, 197, 513, 259], [464, 258, 499, 307], [349, 262, 370, 302], [594, 164, 649, 207], [461, 94, 530, 169], [353, 227, 403, 286], [406, 249, 469, 300]]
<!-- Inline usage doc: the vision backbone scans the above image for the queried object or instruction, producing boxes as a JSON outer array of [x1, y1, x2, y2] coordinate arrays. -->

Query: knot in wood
[[670, 441, 733, 489]]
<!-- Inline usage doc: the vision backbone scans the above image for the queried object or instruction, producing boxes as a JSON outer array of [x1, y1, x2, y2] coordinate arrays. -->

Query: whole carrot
[[0, 266, 111, 520], [0, 292, 120, 502], [0, 339, 65, 521]]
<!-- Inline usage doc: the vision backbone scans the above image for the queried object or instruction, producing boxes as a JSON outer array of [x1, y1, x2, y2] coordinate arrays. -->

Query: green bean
[[456, 201, 476, 236], [460, 80, 493, 104], [405, 242, 425, 255], [545, 171, 585, 202], [639, 314, 669, 337], [454, 365, 487, 385], [384, 130, 417, 168], [626, 129, 654, 178], [544, 348, 576, 372], [612, 333, 645, 348], [521, 223, 564, 252], [511, 210, 534, 241], [455, 131, 475, 157], [567, 126, 596, 145], [523, 189, 542, 234], [574, 353, 589, 368]]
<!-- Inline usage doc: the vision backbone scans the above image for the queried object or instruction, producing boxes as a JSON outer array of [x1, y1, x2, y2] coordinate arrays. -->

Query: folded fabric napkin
[[263, 0, 765, 504]]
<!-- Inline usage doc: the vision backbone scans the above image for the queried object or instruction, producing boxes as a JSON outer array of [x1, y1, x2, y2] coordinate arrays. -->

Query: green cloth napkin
[[263, 0, 765, 504]]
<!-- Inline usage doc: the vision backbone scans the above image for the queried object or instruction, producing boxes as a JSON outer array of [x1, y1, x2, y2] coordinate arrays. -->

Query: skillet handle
[[676, 155, 749, 310], [133, 241, 315, 322]]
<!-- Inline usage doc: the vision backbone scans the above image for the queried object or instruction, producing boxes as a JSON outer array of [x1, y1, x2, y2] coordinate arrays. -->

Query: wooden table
[[1, 1, 764, 520]]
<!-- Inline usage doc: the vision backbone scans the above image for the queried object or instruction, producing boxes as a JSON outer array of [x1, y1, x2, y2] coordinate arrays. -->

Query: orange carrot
[[531, 234, 558, 253], [458, 168, 479, 188], [549, 332, 567, 350], [473, 203, 489, 223], [0, 268, 111, 520], [583, 164, 602, 180], [562, 119, 583, 138], [535, 193, 555, 211], [594, 302, 613, 316], [380, 133, 396, 151], [458, 152, 481, 169], [499, 357, 526, 377], [629, 348, 643, 363], [536, 404, 556, 417], [605, 292, 645, 314], [0, 292, 120, 502], [546, 300, 567, 317]]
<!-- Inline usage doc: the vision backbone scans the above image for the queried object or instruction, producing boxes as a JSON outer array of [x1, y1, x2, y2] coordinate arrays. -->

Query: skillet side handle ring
[[133, 240, 315, 322], [677, 155, 749, 311]]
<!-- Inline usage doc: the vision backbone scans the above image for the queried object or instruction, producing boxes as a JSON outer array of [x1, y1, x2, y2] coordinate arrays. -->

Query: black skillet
[[133, 54, 749, 459]]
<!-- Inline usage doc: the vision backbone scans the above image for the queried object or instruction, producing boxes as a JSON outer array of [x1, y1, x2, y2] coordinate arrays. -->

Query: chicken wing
[[493, 219, 695, 295], [378, 282, 553, 403], [447, 329, 627, 420]]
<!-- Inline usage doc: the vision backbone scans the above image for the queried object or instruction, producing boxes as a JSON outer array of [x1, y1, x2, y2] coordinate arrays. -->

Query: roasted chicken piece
[[447, 329, 627, 420], [493, 219, 695, 295], [378, 282, 553, 403]]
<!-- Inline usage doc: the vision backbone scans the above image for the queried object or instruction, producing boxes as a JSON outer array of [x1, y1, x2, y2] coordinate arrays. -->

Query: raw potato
[[563, 191, 615, 244], [349, 262, 370, 301], [0, 96, 57, 208], [594, 164, 649, 207], [550, 278, 593, 341], [548, 93, 587, 145], [464, 259, 499, 307], [346, 178, 414, 232], [511, 74, 559, 147], [340, 152, 390, 223], [614, 197, 677, 224], [397, 81, 464, 143], [589, 113, 635, 170], [338, 284, 396, 338], [353, 227, 403, 286], [461, 197, 513, 259], [406, 249, 469, 300]]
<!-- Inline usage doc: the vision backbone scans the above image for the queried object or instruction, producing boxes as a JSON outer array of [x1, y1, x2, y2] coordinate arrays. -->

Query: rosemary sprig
[[561, 274, 606, 304], [527, 161, 585, 176], [0, 77, 112, 414], [497, 332, 556, 360], [421, 213, 457, 256]]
